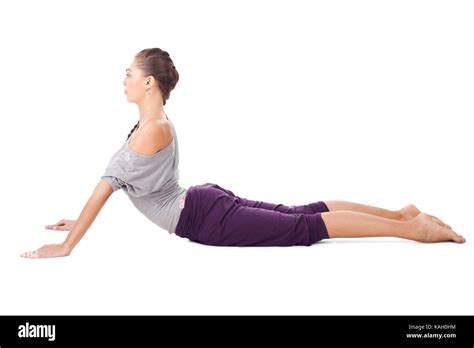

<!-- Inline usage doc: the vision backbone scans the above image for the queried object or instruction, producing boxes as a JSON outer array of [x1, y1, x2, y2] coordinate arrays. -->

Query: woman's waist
[[179, 189, 187, 209]]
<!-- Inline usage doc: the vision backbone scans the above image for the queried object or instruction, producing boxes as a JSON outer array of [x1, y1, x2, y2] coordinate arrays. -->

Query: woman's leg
[[229, 189, 425, 224], [235, 196, 329, 214], [234, 195, 444, 230], [324, 200, 402, 220], [321, 211, 466, 243], [324, 201, 452, 230], [181, 183, 465, 245], [234, 194, 414, 222]]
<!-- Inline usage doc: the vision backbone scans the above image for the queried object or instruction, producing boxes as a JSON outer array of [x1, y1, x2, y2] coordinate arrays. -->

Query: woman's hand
[[45, 219, 76, 231], [21, 243, 71, 259]]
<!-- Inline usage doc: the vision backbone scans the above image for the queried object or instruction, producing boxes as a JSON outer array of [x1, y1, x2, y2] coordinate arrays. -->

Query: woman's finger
[[45, 221, 66, 230], [45, 225, 59, 230], [21, 250, 38, 258]]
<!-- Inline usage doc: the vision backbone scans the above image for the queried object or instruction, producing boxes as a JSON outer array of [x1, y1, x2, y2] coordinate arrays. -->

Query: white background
[[0, 0, 472, 315]]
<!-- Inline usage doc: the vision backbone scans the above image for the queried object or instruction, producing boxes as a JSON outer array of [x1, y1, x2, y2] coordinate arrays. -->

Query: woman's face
[[123, 60, 148, 103]]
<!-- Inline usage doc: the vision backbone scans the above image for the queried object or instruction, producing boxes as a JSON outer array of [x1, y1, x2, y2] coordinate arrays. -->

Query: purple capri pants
[[175, 183, 330, 246]]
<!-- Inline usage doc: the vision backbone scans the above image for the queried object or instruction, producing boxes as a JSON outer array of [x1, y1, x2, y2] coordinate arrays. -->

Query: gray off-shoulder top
[[101, 116, 187, 234]]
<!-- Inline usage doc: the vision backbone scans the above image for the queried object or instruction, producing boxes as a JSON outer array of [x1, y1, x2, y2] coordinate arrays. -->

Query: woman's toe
[[452, 232, 465, 243]]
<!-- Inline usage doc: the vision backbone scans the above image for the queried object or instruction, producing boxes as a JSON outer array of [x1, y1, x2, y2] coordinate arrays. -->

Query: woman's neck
[[137, 99, 166, 124]]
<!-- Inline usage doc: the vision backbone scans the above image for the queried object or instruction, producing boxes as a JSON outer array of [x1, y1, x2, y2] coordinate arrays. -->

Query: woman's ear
[[145, 76, 155, 87]]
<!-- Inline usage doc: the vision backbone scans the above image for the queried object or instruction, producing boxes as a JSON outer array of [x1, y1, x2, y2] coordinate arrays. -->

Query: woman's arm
[[21, 180, 114, 259]]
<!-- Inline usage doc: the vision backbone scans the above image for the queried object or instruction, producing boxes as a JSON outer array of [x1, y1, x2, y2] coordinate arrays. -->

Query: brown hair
[[126, 48, 179, 141]]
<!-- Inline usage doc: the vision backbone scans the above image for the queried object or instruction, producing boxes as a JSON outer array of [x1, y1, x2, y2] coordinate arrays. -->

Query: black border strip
[[0, 315, 473, 346]]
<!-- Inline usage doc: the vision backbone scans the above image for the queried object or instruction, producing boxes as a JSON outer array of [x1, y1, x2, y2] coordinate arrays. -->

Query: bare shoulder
[[128, 119, 173, 156]]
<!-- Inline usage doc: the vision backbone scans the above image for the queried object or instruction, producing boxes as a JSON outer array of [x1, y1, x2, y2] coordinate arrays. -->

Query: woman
[[21, 48, 466, 259]]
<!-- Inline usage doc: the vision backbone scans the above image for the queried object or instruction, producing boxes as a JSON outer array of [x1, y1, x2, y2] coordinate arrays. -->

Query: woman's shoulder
[[147, 118, 172, 137], [128, 118, 173, 156]]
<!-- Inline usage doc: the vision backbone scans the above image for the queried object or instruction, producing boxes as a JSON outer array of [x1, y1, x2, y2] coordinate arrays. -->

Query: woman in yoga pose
[[21, 48, 465, 258]]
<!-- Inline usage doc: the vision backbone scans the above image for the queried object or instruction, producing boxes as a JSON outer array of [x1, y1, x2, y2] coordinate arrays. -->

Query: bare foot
[[427, 214, 452, 230], [410, 213, 465, 243], [401, 204, 452, 230], [400, 204, 421, 220]]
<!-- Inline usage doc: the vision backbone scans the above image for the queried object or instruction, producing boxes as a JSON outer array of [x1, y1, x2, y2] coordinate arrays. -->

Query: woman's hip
[[175, 183, 231, 240]]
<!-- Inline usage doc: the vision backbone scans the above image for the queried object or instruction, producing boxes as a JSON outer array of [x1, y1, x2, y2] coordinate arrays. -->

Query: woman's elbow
[[97, 180, 115, 199]]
